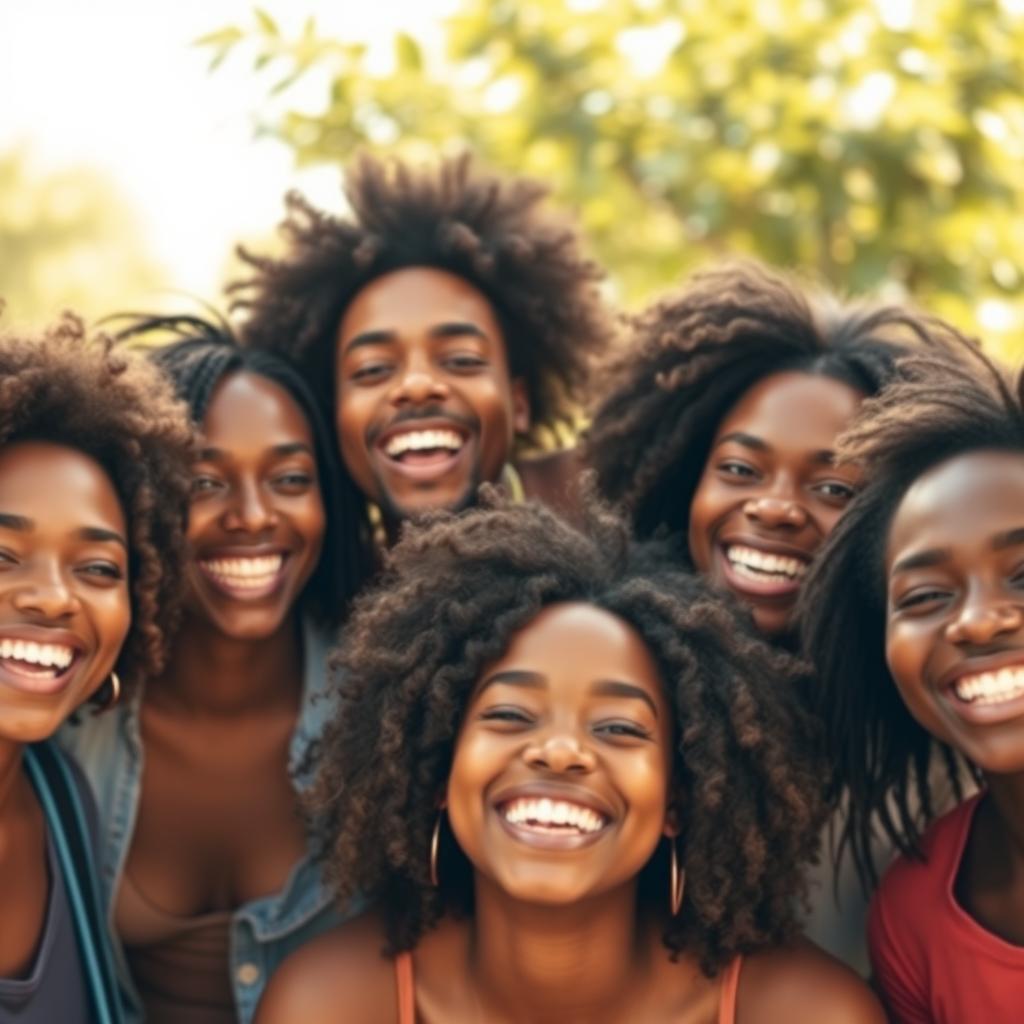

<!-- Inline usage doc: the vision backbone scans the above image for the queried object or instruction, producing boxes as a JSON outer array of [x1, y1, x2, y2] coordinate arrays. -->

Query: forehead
[[887, 449, 1024, 563], [203, 371, 313, 448], [485, 601, 665, 702], [338, 266, 506, 344], [715, 371, 864, 450], [0, 440, 125, 532]]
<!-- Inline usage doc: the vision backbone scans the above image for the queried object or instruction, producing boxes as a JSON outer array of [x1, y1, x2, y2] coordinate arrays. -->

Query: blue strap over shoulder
[[24, 742, 124, 1024]]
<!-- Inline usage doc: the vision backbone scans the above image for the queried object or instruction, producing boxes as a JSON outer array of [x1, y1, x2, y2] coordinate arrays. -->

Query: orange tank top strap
[[394, 950, 416, 1024], [717, 955, 744, 1024]]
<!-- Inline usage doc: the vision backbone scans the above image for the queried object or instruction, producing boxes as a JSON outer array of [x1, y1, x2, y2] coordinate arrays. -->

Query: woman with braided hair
[[254, 496, 883, 1023], [61, 314, 371, 1024], [0, 316, 193, 1024], [799, 345, 1024, 1021]]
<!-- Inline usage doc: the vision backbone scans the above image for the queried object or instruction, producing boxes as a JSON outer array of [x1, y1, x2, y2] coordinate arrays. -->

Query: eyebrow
[[0, 514, 126, 551], [477, 671, 658, 716], [891, 548, 951, 575], [715, 432, 837, 465], [198, 442, 313, 462], [342, 321, 489, 355], [993, 527, 1024, 551]]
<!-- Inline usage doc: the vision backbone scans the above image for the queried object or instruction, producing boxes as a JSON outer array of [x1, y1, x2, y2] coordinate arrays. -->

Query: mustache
[[366, 405, 479, 446]]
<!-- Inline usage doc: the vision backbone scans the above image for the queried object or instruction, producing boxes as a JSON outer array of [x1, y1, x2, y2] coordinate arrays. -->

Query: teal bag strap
[[24, 743, 124, 1024]]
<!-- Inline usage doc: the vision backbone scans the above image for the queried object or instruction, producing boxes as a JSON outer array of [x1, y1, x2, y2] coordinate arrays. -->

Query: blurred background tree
[[0, 147, 164, 328], [203, 0, 1024, 357]]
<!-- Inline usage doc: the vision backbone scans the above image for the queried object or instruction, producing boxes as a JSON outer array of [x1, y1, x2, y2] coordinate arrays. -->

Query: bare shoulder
[[255, 913, 398, 1024], [739, 941, 886, 1024]]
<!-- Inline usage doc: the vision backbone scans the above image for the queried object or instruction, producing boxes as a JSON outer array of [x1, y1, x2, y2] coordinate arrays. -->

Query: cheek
[[885, 621, 939, 720], [687, 474, 719, 570], [98, 586, 133, 658]]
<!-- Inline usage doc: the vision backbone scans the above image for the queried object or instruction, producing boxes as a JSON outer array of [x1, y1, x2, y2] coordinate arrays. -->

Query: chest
[[126, 712, 308, 914]]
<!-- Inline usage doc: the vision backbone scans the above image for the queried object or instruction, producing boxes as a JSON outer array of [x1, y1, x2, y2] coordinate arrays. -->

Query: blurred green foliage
[[204, 0, 1024, 358], [0, 148, 163, 329]]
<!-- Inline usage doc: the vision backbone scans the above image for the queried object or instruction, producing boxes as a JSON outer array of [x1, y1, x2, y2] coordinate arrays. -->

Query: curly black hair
[[311, 491, 826, 974], [112, 312, 372, 624], [797, 344, 1011, 890], [587, 261, 962, 541], [0, 314, 194, 694], [231, 151, 613, 438]]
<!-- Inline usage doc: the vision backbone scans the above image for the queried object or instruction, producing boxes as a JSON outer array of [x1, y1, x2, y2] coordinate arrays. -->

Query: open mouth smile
[[375, 423, 472, 482], [495, 795, 612, 850], [197, 552, 288, 600], [719, 542, 810, 598], [952, 665, 1024, 707], [0, 636, 82, 695]]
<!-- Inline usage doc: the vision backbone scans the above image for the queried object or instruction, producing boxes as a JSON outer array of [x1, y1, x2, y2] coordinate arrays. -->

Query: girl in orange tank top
[[254, 502, 885, 1024]]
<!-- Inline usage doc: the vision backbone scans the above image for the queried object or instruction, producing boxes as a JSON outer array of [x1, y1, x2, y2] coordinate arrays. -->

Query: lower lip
[[0, 657, 79, 697], [717, 546, 805, 600], [946, 684, 1024, 726], [197, 559, 288, 601], [494, 809, 611, 851]]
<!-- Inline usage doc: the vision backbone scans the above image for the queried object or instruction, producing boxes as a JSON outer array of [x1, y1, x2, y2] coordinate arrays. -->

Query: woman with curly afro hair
[[587, 260, 962, 643], [0, 316, 192, 1024], [254, 495, 884, 1023], [232, 151, 614, 542], [799, 345, 1024, 1022]]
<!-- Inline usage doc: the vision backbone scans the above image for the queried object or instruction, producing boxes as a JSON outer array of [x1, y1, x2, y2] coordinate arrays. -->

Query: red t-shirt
[[868, 794, 1024, 1022]]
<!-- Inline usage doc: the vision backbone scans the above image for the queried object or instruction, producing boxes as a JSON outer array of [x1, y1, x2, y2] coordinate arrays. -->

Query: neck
[[468, 876, 652, 1024], [150, 612, 305, 716], [983, 771, 1024, 867]]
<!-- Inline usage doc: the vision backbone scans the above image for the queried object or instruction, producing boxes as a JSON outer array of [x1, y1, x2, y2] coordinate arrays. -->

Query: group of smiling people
[[0, 152, 1020, 1024]]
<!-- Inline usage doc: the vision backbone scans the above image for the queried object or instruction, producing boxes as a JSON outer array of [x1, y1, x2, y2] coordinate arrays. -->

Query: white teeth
[[384, 429, 464, 458], [501, 797, 606, 834], [726, 545, 807, 581], [200, 554, 283, 589], [0, 638, 75, 669], [954, 667, 1024, 706]]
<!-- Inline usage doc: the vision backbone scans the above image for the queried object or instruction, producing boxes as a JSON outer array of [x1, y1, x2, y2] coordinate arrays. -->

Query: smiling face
[[0, 441, 130, 744], [335, 266, 529, 524], [688, 371, 864, 637], [185, 371, 325, 640], [885, 450, 1024, 775], [446, 602, 674, 908]]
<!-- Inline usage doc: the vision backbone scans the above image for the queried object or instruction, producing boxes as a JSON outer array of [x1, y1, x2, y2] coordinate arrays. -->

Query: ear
[[511, 378, 530, 435], [662, 802, 683, 839]]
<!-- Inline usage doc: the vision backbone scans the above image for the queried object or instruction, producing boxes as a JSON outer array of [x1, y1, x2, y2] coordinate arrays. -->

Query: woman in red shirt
[[800, 344, 1024, 1022]]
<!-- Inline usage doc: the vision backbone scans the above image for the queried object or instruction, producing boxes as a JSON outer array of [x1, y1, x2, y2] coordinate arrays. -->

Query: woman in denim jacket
[[61, 315, 371, 1024]]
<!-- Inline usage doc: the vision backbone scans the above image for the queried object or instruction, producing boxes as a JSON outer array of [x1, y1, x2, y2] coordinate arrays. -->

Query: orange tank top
[[393, 951, 743, 1023]]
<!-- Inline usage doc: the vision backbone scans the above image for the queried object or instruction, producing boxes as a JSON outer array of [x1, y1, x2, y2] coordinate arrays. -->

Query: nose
[[12, 564, 81, 620], [389, 360, 450, 407], [524, 731, 597, 775], [944, 596, 1024, 646], [223, 478, 278, 534], [742, 495, 807, 530]]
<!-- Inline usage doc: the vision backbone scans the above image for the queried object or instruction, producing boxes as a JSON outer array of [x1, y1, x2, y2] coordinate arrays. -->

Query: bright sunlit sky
[[1, 0, 449, 301]]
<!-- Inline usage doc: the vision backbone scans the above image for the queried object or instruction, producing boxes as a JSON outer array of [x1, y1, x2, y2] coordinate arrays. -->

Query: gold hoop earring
[[430, 811, 444, 887], [93, 671, 121, 715], [669, 838, 685, 916]]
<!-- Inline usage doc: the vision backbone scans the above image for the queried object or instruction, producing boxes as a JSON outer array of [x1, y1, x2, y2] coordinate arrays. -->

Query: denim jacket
[[58, 622, 349, 1024]]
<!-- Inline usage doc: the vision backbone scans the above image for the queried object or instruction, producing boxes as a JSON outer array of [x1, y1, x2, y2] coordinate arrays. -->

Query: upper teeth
[[726, 545, 807, 579], [502, 798, 606, 833], [200, 555, 283, 583], [384, 429, 463, 458], [0, 639, 75, 668], [955, 667, 1024, 706]]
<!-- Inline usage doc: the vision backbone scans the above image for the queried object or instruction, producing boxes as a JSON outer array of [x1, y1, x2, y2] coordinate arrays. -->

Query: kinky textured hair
[[798, 345, 1014, 889], [231, 152, 612, 434], [114, 313, 372, 624], [0, 315, 193, 693], [588, 261, 953, 542], [312, 493, 826, 974]]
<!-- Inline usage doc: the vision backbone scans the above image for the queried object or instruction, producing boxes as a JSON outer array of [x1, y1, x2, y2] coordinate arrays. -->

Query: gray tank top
[[0, 814, 91, 1023]]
